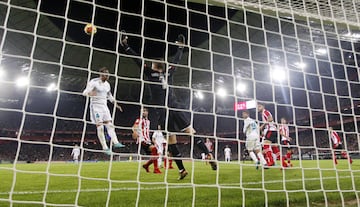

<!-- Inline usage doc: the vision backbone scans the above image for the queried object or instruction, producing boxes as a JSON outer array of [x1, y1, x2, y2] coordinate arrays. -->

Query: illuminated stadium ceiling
[[0, 0, 360, 134]]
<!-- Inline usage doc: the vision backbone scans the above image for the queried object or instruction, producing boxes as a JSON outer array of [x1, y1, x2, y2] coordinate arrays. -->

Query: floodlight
[[16, 76, 29, 87], [47, 83, 57, 91], [295, 62, 306, 69], [217, 87, 227, 97], [271, 68, 287, 82], [194, 91, 204, 100], [0, 68, 5, 79], [237, 83, 246, 93], [315, 48, 327, 55]]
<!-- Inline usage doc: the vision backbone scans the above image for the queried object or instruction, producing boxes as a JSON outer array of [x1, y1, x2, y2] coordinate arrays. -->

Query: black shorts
[[281, 140, 291, 149], [264, 130, 278, 143], [333, 144, 343, 150], [167, 109, 190, 132], [141, 142, 152, 155]]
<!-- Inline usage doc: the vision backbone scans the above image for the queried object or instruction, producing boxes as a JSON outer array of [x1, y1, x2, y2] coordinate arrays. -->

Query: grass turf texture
[[0, 160, 359, 207]]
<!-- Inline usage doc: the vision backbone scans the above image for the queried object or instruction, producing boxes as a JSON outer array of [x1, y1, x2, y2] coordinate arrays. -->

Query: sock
[[271, 146, 280, 160], [249, 151, 258, 163], [104, 123, 120, 145], [257, 152, 267, 165], [281, 156, 288, 167], [151, 147, 159, 169], [263, 144, 274, 165], [96, 125, 108, 150], [169, 159, 173, 167], [158, 155, 162, 167], [286, 152, 292, 163], [194, 137, 209, 154], [168, 144, 185, 171], [333, 152, 338, 165]]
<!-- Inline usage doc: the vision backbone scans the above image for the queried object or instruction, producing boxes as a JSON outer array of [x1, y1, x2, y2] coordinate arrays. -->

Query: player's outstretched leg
[[341, 151, 353, 164], [263, 144, 274, 166], [151, 147, 161, 174], [168, 144, 187, 180], [96, 125, 111, 155], [104, 123, 125, 148], [333, 151, 338, 165], [194, 137, 217, 170]]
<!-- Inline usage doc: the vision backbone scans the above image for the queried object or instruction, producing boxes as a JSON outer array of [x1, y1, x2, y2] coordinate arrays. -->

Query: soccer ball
[[84, 23, 97, 35]]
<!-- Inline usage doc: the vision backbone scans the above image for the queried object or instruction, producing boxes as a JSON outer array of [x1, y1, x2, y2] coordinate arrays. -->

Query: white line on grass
[[1, 175, 359, 195]]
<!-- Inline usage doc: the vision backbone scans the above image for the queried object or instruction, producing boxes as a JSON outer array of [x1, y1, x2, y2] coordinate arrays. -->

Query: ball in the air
[[84, 23, 97, 35]]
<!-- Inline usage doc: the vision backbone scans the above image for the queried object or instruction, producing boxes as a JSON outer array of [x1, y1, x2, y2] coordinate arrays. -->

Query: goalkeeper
[[120, 33, 217, 180]]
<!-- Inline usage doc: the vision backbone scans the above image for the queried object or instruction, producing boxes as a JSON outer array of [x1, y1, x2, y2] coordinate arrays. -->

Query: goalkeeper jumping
[[120, 32, 217, 180]]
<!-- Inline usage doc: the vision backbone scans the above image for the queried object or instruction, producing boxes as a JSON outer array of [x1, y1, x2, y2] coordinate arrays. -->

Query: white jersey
[[71, 147, 80, 158], [224, 147, 231, 157], [82, 78, 115, 106], [152, 130, 166, 146], [243, 117, 259, 138]]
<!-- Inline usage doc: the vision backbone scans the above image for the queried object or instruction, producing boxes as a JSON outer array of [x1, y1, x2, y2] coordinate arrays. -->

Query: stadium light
[[16, 76, 29, 87], [295, 62, 306, 69], [0, 67, 5, 80], [194, 91, 204, 100], [236, 83, 246, 93], [315, 48, 327, 55], [271, 68, 287, 82], [217, 87, 227, 98], [47, 83, 57, 91]]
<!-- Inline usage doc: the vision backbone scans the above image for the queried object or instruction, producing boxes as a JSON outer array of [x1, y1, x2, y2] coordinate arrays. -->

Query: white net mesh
[[0, 0, 360, 206]]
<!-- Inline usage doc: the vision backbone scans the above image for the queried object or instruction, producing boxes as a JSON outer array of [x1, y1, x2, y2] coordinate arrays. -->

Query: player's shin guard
[[104, 123, 120, 144], [249, 151, 258, 164], [263, 144, 274, 166], [194, 137, 209, 154], [96, 125, 108, 150], [168, 144, 185, 171]]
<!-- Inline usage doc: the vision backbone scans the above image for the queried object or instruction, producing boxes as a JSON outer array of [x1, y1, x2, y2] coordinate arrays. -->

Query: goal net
[[0, 0, 359, 206]]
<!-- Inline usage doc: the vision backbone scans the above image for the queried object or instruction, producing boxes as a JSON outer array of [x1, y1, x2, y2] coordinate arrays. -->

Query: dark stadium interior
[[0, 0, 360, 162]]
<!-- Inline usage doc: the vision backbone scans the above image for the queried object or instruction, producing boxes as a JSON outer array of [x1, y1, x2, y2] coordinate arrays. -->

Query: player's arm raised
[[82, 81, 96, 96]]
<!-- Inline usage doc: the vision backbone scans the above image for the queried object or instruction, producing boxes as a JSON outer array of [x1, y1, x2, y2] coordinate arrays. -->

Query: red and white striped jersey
[[279, 124, 289, 141], [134, 118, 151, 144], [262, 109, 277, 131], [330, 131, 342, 146]]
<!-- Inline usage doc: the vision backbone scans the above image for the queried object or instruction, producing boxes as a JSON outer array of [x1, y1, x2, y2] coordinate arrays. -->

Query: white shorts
[[156, 144, 164, 155], [90, 104, 112, 124], [246, 135, 261, 151], [73, 155, 79, 160]]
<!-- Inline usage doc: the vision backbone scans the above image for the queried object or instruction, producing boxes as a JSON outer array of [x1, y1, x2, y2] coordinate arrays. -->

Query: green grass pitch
[[0, 160, 359, 207]]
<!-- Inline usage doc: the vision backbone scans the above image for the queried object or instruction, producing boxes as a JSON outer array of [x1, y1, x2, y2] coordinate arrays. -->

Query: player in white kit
[[71, 144, 80, 164], [242, 110, 267, 169], [224, 145, 231, 163], [152, 125, 166, 168], [82, 67, 125, 155]]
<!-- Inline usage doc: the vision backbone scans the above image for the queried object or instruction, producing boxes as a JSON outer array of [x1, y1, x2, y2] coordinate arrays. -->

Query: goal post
[[0, 0, 359, 206]]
